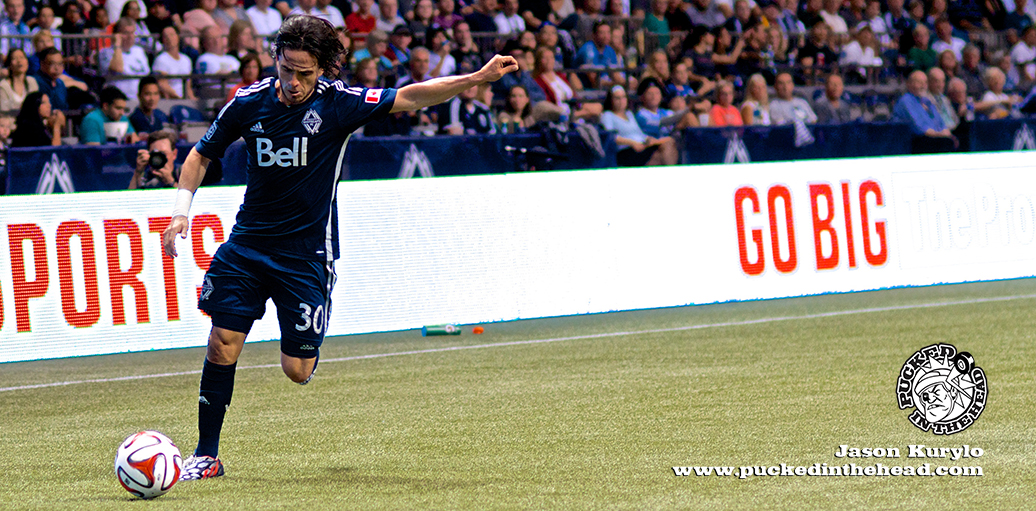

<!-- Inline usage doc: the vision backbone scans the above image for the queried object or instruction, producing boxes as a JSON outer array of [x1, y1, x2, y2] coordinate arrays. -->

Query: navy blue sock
[[195, 359, 236, 458]]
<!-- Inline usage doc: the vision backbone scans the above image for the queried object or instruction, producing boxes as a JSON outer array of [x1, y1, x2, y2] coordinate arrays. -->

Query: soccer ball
[[114, 431, 183, 499]]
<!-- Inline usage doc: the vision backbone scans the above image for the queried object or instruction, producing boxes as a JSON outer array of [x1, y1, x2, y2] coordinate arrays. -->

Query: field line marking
[[3, 293, 1034, 393]]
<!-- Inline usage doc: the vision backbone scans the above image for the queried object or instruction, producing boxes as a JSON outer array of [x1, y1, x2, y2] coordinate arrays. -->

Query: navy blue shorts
[[199, 241, 334, 358]]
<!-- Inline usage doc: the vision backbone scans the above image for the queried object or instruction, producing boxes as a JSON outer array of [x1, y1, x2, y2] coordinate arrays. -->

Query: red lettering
[[767, 185, 797, 273], [104, 219, 149, 325], [190, 214, 225, 271], [841, 181, 857, 269], [810, 183, 839, 270], [191, 214, 225, 312], [148, 217, 179, 321], [7, 224, 49, 332], [859, 180, 888, 266], [55, 221, 101, 328], [735, 186, 765, 275]]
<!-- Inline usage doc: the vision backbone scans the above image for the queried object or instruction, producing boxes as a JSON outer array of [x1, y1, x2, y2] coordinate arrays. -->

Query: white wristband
[[171, 188, 194, 219]]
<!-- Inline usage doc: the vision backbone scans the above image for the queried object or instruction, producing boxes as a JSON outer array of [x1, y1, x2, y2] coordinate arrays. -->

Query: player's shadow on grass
[[258, 466, 490, 490]]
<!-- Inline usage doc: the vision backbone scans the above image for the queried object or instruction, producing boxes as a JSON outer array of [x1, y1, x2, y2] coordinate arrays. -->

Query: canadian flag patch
[[365, 89, 383, 104]]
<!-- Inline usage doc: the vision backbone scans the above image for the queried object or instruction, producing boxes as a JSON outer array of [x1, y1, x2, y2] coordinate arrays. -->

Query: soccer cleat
[[179, 455, 226, 480]]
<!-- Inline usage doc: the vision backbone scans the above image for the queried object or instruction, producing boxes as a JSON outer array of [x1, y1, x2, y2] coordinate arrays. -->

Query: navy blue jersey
[[196, 77, 397, 262]]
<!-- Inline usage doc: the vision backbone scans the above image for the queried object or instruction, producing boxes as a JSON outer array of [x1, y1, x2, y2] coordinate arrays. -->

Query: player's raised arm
[[162, 147, 212, 258], [390, 55, 519, 113]]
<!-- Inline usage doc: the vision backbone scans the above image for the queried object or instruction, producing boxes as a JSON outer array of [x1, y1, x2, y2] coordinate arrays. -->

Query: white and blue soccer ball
[[114, 430, 183, 499]]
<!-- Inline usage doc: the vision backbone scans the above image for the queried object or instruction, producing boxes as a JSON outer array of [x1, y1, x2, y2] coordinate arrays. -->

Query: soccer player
[[161, 15, 517, 481]]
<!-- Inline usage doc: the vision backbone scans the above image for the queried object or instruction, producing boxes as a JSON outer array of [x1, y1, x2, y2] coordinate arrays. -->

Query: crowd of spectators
[[0, 0, 1034, 175]]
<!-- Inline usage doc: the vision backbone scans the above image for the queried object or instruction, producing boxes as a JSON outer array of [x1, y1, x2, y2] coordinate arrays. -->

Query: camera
[[148, 150, 168, 170]]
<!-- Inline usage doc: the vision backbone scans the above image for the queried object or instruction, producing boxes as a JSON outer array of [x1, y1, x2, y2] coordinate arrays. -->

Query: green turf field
[[1, 279, 1034, 510]]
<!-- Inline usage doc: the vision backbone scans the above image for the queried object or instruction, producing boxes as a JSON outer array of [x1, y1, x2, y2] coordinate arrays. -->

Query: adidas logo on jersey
[[251, 122, 264, 133]]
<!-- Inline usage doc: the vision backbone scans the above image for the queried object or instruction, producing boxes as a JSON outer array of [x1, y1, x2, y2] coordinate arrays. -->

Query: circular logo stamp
[[896, 343, 987, 435]]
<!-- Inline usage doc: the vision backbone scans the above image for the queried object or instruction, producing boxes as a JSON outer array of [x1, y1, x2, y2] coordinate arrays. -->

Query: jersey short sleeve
[[195, 97, 244, 160], [330, 82, 398, 133]]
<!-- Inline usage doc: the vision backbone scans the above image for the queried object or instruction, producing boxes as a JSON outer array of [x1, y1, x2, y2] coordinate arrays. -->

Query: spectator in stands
[[438, 83, 496, 134], [246, 0, 282, 40], [769, 72, 818, 124], [819, 0, 849, 41], [636, 79, 698, 136], [536, 22, 574, 71], [395, 46, 432, 87], [664, 0, 695, 33], [937, 49, 959, 80], [129, 76, 169, 137], [601, 84, 679, 166], [144, 0, 176, 36], [708, 79, 743, 126], [408, 0, 436, 41], [228, 19, 273, 68], [99, 17, 151, 100], [129, 129, 180, 189], [1011, 25, 1036, 87], [0, 0, 31, 58], [688, 0, 727, 28], [119, 0, 152, 50], [892, 70, 955, 152], [497, 84, 533, 131], [424, 27, 457, 78], [814, 72, 856, 123], [462, 0, 496, 33], [80, 86, 139, 144], [212, 0, 247, 33], [533, 46, 601, 121], [975, 67, 1020, 118], [386, 25, 413, 70], [740, 73, 771, 125], [857, 0, 890, 47], [643, 0, 671, 50], [10, 91, 64, 147], [575, 21, 624, 88], [434, 0, 464, 29], [799, 21, 837, 79], [1005, 0, 1035, 33], [27, 30, 53, 75], [959, 44, 986, 96], [931, 16, 965, 62], [840, 25, 881, 84], [315, 0, 345, 27], [667, 60, 714, 113], [778, 0, 807, 43], [352, 29, 394, 74], [153, 26, 196, 99], [353, 57, 383, 89], [641, 50, 671, 88], [680, 27, 718, 80], [927, 66, 958, 130], [346, 0, 377, 47], [841, 0, 866, 27], [494, 0, 524, 35], [492, 41, 545, 102], [905, 24, 937, 73], [0, 48, 38, 112], [883, 0, 912, 37], [946, 76, 972, 122], [34, 48, 72, 111], [377, 0, 407, 32], [33, 7, 62, 51], [196, 24, 240, 75], [451, 21, 486, 75], [59, 1, 89, 74], [183, 0, 221, 44], [724, 0, 759, 36], [288, 0, 319, 17], [734, 26, 769, 79]]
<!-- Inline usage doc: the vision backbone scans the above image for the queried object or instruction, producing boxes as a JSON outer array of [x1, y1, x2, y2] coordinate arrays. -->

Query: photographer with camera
[[128, 130, 180, 189]]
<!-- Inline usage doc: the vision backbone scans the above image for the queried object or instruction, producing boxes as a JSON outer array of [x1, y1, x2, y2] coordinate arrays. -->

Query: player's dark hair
[[271, 15, 346, 79], [99, 85, 128, 106]]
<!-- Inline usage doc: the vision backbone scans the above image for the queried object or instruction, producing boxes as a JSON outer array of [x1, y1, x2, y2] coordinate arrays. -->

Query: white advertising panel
[[1, 151, 1034, 362]]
